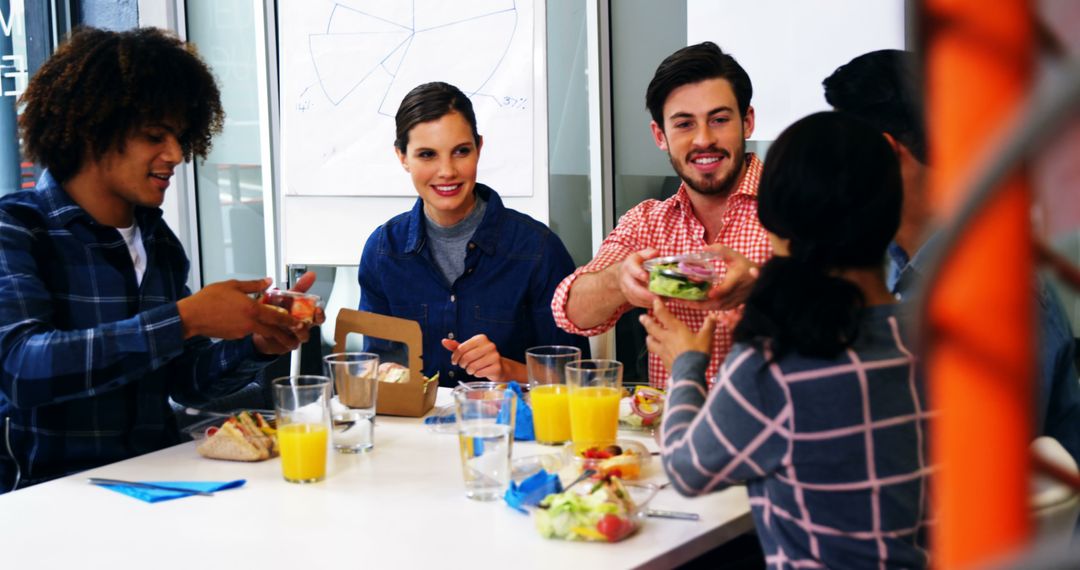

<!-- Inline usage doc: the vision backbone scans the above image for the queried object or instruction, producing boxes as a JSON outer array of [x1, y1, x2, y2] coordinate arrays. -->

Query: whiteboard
[[277, 0, 547, 267], [687, 0, 905, 141]]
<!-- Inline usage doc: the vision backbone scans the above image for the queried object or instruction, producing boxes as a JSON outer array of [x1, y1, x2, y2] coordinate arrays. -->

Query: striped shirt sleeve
[[661, 347, 789, 496]]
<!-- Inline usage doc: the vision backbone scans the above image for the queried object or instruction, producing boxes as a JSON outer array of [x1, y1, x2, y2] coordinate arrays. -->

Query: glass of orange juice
[[526, 346, 581, 445], [566, 360, 623, 453], [272, 375, 331, 483]]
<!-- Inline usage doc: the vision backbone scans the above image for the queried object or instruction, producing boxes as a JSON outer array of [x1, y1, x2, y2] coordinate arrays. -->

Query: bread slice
[[196, 422, 268, 461], [377, 362, 410, 383]]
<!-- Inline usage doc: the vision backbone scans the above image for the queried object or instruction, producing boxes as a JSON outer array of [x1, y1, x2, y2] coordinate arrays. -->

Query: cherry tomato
[[596, 514, 631, 542], [582, 447, 613, 460]]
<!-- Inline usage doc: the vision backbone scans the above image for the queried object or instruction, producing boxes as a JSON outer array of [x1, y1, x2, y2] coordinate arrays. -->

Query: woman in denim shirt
[[358, 82, 588, 387]]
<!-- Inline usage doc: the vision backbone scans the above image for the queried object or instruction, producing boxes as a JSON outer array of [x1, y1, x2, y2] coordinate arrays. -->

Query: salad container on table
[[531, 477, 660, 542]]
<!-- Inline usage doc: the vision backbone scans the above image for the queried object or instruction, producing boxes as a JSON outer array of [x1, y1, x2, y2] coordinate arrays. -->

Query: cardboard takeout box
[[332, 308, 437, 417]]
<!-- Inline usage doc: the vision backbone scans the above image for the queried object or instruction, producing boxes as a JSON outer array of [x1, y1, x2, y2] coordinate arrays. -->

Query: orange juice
[[568, 386, 621, 452], [531, 384, 571, 444], [278, 423, 328, 482]]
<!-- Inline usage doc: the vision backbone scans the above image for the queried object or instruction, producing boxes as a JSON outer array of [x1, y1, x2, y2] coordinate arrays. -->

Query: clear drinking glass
[[272, 375, 332, 483], [323, 352, 379, 453], [566, 360, 623, 453], [526, 346, 581, 445], [453, 385, 516, 501]]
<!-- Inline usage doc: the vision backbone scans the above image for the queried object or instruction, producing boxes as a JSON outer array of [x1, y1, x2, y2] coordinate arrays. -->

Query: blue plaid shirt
[[0, 172, 269, 492]]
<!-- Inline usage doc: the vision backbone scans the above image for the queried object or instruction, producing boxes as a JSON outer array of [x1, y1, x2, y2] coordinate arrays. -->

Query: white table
[[0, 390, 752, 569]]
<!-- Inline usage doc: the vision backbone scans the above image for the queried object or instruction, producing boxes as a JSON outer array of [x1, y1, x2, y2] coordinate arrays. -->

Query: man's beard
[[669, 141, 747, 198]]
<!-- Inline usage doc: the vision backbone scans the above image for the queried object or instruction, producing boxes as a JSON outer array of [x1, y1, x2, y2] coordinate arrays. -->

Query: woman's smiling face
[[396, 110, 483, 227]]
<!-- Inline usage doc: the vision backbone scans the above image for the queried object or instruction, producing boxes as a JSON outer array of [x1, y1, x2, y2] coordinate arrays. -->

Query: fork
[[645, 509, 699, 520]]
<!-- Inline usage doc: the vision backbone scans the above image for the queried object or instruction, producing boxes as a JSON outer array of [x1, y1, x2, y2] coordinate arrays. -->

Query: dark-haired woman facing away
[[358, 82, 588, 386], [641, 112, 933, 569]]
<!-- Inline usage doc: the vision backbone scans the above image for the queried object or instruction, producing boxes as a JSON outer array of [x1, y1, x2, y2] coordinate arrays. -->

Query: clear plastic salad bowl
[[643, 252, 722, 301], [530, 477, 659, 543]]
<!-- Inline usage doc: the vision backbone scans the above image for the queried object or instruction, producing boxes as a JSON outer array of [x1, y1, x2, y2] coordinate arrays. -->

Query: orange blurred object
[[923, 0, 1035, 566]]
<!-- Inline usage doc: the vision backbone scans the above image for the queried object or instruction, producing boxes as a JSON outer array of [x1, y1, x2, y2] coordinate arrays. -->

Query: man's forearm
[[564, 265, 627, 330]]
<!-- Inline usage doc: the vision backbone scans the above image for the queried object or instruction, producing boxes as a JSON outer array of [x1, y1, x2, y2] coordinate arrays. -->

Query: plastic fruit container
[[564, 440, 651, 480], [619, 386, 666, 431], [257, 289, 321, 323], [643, 252, 721, 301]]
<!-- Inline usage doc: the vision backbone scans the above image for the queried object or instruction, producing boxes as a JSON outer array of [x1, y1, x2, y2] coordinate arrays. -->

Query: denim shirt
[[889, 236, 1080, 464], [358, 184, 589, 386]]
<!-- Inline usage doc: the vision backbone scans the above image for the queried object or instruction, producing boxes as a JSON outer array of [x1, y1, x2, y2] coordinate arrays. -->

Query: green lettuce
[[534, 487, 620, 541], [648, 263, 710, 300]]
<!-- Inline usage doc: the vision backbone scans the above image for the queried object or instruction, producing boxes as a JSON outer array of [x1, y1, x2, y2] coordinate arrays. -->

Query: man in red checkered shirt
[[551, 42, 772, 389]]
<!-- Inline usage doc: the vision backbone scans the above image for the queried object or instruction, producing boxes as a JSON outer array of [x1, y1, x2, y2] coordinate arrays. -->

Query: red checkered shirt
[[551, 153, 772, 389]]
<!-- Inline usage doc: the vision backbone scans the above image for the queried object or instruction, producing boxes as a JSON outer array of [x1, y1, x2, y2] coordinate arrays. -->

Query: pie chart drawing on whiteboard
[[280, 0, 534, 200], [308, 0, 521, 113]]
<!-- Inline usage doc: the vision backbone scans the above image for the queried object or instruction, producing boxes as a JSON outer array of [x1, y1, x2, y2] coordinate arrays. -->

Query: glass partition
[[186, 0, 268, 282], [0, 0, 65, 196], [546, 0, 592, 266]]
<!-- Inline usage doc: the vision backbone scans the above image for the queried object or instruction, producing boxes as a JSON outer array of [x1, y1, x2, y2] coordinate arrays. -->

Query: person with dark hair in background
[[643, 112, 934, 569], [551, 42, 771, 389], [825, 49, 1080, 465], [358, 82, 587, 387], [823, 49, 930, 289], [0, 27, 324, 493]]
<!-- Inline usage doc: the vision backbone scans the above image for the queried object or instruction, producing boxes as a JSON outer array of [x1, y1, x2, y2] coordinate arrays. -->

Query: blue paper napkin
[[423, 405, 457, 432], [504, 469, 562, 513], [499, 381, 534, 441], [96, 480, 246, 503]]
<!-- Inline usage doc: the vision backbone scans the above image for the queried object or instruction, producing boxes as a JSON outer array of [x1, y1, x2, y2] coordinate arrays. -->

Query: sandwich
[[196, 411, 277, 461], [377, 362, 439, 387], [236, 411, 276, 454], [377, 362, 410, 383]]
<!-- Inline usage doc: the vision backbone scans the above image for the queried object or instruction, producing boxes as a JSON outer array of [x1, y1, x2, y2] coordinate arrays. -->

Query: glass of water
[[453, 385, 516, 501], [323, 352, 379, 453]]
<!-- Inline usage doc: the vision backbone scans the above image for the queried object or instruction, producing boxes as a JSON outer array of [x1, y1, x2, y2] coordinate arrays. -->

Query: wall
[[81, 0, 138, 30]]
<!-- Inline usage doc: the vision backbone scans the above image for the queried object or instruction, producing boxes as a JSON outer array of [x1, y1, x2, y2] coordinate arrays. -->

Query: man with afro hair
[[0, 27, 322, 492]]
